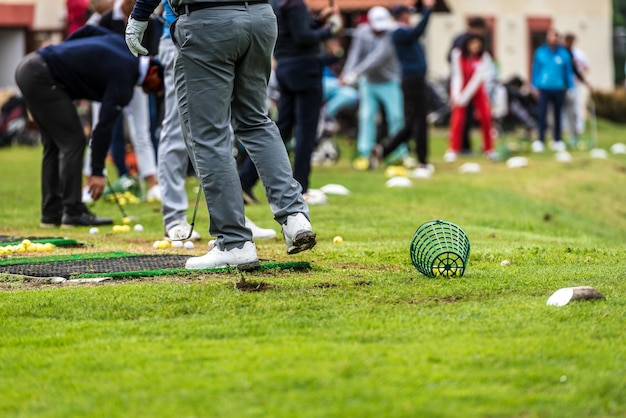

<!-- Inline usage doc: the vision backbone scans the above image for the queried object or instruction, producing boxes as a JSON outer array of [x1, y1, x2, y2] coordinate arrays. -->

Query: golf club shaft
[[105, 176, 129, 219], [186, 184, 202, 240]]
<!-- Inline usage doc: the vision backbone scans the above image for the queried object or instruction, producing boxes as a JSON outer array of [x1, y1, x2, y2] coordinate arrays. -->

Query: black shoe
[[61, 211, 113, 228], [40, 216, 61, 228]]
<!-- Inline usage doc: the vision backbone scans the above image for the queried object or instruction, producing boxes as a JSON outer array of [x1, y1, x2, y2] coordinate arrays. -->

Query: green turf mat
[[0, 252, 311, 279]]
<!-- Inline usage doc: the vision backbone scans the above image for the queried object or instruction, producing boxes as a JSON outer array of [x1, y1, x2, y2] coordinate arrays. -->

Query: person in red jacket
[[446, 34, 495, 162], [66, 0, 91, 36]]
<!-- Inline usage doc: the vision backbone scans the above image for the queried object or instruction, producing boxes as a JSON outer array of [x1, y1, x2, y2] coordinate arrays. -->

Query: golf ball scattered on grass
[[153, 240, 171, 250], [89, 227, 99, 234], [183, 241, 195, 249], [122, 217, 131, 225], [0, 240, 54, 255], [171, 241, 184, 249], [133, 224, 144, 232], [333, 236, 343, 244], [113, 225, 131, 233], [501, 260, 511, 266]]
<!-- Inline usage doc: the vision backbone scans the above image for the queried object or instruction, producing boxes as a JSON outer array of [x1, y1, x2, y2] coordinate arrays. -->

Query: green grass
[[0, 120, 625, 417]]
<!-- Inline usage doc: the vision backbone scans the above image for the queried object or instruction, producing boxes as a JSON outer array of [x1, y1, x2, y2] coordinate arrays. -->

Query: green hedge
[[591, 89, 626, 123]]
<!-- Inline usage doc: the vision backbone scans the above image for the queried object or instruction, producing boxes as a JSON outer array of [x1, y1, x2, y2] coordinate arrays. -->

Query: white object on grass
[[320, 184, 350, 195], [133, 224, 144, 232], [171, 241, 184, 249], [89, 227, 99, 235], [385, 176, 412, 188], [506, 156, 528, 168], [500, 260, 511, 266], [547, 286, 604, 307], [589, 148, 608, 159], [610, 143, 626, 154], [458, 162, 481, 174], [184, 241, 195, 249], [555, 151, 572, 163]]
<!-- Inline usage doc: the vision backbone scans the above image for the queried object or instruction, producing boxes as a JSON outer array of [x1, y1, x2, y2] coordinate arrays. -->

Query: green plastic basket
[[410, 220, 470, 278]]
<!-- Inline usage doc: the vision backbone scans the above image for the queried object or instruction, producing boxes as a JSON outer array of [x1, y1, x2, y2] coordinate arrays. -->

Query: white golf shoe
[[166, 219, 201, 241], [245, 217, 277, 240], [282, 213, 316, 255], [185, 241, 259, 270], [531, 140, 545, 153]]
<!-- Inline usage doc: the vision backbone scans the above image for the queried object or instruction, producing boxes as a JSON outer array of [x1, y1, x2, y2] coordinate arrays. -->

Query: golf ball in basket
[[171, 240, 184, 249], [133, 224, 144, 232], [183, 241, 195, 249], [89, 227, 99, 234], [333, 236, 343, 244]]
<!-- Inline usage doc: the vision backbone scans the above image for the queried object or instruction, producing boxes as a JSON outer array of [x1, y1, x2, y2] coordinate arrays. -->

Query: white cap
[[368, 6, 395, 32]]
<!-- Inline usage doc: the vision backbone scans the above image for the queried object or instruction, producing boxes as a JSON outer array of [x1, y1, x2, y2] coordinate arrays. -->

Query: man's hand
[[125, 17, 149, 57], [327, 14, 344, 35], [87, 175, 106, 201], [423, 0, 436, 8], [319, 6, 339, 23]]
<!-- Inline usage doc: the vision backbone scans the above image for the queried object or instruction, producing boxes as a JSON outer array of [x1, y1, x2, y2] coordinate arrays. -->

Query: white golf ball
[[183, 241, 195, 249], [171, 240, 184, 249], [89, 227, 99, 234], [133, 224, 144, 232], [501, 260, 511, 266]]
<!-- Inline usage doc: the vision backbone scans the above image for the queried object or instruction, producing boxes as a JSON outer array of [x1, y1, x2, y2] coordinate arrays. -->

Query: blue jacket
[[37, 25, 140, 176], [391, 8, 431, 78], [531, 44, 574, 91]]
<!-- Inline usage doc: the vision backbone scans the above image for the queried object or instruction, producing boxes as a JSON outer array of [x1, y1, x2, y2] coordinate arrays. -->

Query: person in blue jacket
[[530, 28, 574, 153], [15, 25, 164, 228]]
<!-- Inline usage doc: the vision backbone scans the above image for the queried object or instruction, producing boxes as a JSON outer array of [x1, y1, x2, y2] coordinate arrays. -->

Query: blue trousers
[[537, 89, 566, 143]]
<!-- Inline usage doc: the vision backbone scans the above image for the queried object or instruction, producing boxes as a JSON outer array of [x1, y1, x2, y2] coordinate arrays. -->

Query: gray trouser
[[158, 36, 190, 232], [172, 3, 308, 250], [14, 52, 86, 222]]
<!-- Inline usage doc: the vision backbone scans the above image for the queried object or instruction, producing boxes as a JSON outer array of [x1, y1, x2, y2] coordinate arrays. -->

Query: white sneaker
[[443, 150, 457, 163], [551, 141, 566, 152], [146, 185, 161, 201], [411, 165, 433, 179], [531, 140, 545, 153], [166, 219, 201, 241], [281, 213, 316, 255], [185, 241, 259, 270], [245, 217, 277, 240], [303, 189, 327, 205]]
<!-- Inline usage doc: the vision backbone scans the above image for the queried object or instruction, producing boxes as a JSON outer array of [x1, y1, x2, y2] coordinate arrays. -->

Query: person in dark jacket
[[15, 25, 163, 228], [238, 0, 342, 204], [373, 0, 434, 178]]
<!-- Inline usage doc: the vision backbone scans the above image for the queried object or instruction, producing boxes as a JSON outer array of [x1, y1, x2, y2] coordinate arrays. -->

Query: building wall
[[1, 0, 66, 30], [425, 0, 614, 90]]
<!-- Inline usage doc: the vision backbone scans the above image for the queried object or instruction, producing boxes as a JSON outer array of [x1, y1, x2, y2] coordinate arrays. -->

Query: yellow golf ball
[[333, 236, 343, 244]]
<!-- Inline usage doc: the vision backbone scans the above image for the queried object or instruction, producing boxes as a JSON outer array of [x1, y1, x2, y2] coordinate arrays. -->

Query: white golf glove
[[125, 17, 149, 57], [327, 14, 343, 35]]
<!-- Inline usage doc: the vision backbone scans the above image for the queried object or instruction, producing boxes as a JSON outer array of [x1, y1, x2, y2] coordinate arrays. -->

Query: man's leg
[[292, 77, 323, 193], [15, 52, 85, 221], [552, 89, 566, 143], [158, 36, 190, 232], [537, 90, 549, 143], [357, 78, 379, 158]]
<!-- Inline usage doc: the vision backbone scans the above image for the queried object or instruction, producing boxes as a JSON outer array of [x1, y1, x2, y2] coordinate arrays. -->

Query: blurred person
[[15, 25, 163, 228], [126, 0, 317, 269], [66, 0, 91, 35], [447, 17, 489, 154], [373, 0, 434, 178], [445, 34, 495, 162], [562, 33, 590, 147], [341, 6, 405, 171], [237, 0, 342, 205], [530, 28, 574, 153], [93, 0, 161, 201], [156, 0, 276, 241]]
